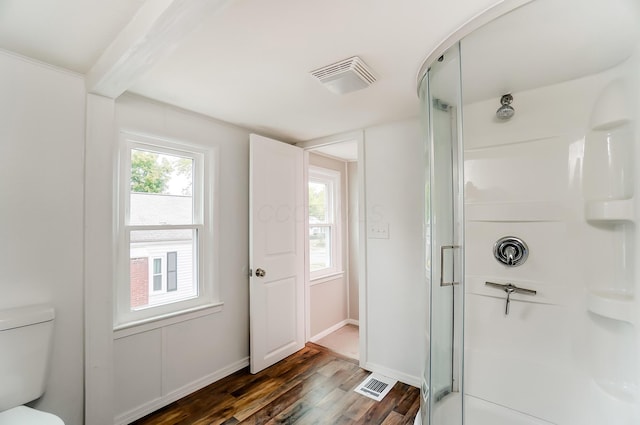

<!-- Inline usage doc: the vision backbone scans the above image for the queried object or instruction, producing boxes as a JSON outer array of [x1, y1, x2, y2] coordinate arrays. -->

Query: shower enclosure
[[420, 42, 464, 425], [419, 0, 640, 424]]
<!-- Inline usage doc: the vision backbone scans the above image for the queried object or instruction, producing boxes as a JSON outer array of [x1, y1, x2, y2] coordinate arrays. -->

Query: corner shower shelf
[[465, 201, 564, 222], [585, 199, 634, 222], [587, 291, 635, 323]]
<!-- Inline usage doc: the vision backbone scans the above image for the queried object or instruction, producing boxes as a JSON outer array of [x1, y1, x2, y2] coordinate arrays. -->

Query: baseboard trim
[[309, 319, 350, 342], [346, 319, 359, 326], [363, 361, 421, 388], [114, 357, 249, 425]]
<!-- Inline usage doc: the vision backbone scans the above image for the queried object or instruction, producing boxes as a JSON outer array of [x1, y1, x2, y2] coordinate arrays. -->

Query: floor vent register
[[354, 373, 397, 401]]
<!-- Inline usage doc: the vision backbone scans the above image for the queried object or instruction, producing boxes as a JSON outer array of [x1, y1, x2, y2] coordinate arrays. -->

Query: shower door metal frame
[[422, 42, 465, 425]]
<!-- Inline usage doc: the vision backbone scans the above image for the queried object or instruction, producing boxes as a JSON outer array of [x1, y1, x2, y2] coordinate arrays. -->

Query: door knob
[[255, 268, 266, 278]]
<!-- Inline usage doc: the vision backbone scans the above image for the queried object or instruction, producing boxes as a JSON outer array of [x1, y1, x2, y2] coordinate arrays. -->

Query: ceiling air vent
[[310, 56, 376, 95]]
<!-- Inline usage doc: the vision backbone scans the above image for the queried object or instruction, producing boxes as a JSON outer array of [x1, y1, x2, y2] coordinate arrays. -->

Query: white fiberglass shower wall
[[420, 0, 640, 424]]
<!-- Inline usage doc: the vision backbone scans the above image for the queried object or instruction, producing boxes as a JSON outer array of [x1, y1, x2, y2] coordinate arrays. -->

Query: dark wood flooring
[[131, 343, 420, 425]]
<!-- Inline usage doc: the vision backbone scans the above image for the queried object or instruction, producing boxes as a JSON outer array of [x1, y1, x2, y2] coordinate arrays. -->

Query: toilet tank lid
[[0, 304, 54, 331]]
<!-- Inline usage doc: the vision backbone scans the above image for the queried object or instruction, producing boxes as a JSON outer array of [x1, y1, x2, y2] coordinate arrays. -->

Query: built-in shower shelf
[[585, 199, 634, 222], [465, 201, 564, 222], [587, 291, 635, 323]]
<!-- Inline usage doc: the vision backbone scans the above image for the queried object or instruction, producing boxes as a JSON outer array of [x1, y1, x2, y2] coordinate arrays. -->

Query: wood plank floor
[[131, 343, 420, 425]]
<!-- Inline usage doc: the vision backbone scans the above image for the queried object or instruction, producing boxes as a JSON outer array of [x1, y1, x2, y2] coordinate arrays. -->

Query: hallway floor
[[315, 324, 359, 360]]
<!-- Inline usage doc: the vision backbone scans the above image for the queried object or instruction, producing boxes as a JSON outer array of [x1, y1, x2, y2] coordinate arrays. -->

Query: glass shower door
[[420, 42, 464, 425]]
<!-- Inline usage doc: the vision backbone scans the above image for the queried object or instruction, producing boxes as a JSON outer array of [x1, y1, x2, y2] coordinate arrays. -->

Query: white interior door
[[249, 133, 305, 374]]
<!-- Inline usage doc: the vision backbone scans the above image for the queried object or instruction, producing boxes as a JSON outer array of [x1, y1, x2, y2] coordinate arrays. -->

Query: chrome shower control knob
[[493, 236, 528, 267]]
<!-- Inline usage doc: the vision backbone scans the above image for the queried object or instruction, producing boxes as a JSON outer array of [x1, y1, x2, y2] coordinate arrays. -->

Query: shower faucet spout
[[485, 281, 537, 316]]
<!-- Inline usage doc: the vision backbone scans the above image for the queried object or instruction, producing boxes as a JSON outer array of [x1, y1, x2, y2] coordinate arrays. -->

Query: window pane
[[309, 181, 328, 223], [153, 274, 162, 291], [130, 149, 194, 225], [153, 258, 161, 274], [309, 226, 331, 272], [152, 258, 162, 291], [130, 229, 197, 310]]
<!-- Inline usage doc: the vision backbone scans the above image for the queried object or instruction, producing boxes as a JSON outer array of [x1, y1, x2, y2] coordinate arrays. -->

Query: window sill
[[113, 301, 224, 339], [309, 271, 345, 286]]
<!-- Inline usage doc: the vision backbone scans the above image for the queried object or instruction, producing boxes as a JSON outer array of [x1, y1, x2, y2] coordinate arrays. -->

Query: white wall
[[111, 93, 251, 423], [0, 51, 85, 425], [363, 118, 425, 386]]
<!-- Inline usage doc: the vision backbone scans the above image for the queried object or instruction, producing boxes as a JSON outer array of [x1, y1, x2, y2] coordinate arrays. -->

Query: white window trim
[[308, 165, 342, 280], [115, 132, 219, 329]]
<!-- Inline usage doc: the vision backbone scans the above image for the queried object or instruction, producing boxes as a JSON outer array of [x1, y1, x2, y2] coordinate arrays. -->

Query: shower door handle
[[440, 245, 461, 287]]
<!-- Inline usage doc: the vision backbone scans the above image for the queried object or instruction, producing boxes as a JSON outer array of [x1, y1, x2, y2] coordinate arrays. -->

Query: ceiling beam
[[86, 0, 230, 98]]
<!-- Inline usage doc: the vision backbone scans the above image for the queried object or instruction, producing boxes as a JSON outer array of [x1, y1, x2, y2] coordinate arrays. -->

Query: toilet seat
[[0, 406, 64, 424]]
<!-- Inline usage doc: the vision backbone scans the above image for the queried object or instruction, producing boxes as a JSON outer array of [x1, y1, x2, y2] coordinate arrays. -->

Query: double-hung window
[[117, 133, 217, 328], [308, 166, 341, 279], [152, 258, 163, 291]]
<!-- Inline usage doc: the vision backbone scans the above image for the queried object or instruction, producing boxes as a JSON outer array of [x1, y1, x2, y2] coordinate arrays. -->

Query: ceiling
[[0, 0, 503, 142], [0, 0, 145, 72], [5, 0, 634, 143]]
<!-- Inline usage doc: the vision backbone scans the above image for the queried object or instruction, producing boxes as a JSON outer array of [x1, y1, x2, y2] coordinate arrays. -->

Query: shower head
[[496, 94, 515, 120]]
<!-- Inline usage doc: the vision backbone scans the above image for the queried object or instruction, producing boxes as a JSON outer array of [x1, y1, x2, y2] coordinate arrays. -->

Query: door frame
[[296, 130, 368, 367]]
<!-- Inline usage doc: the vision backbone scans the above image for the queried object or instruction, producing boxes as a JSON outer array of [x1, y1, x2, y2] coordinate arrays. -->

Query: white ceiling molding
[[297, 130, 364, 150], [297, 130, 363, 162], [86, 0, 231, 98]]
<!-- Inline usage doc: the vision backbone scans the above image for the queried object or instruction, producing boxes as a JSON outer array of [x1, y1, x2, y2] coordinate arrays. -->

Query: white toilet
[[0, 304, 64, 424]]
